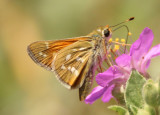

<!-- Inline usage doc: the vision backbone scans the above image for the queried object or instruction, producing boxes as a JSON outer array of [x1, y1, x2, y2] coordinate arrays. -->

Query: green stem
[[155, 107, 159, 115]]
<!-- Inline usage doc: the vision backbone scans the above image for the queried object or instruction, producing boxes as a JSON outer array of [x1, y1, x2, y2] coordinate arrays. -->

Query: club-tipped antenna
[[109, 17, 135, 28], [110, 17, 135, 54]]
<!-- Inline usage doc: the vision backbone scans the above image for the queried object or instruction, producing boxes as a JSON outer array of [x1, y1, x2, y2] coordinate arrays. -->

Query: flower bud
[[112, 83, 125, 105], [137, 109, 150, 115], [143, 79, 160, 107], [144, 104, 156, 115]]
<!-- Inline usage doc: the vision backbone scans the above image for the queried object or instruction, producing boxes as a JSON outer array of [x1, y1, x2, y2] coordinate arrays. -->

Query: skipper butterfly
[[27, 17, 134, 101]]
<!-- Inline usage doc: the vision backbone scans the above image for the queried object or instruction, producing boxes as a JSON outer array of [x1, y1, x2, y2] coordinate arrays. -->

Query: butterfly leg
[[79, 65, 95, 101], [98, 56, 103, 72]]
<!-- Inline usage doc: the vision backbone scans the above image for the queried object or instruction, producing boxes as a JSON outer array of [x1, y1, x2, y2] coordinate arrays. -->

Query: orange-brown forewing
[[27, 37, 91, 70]]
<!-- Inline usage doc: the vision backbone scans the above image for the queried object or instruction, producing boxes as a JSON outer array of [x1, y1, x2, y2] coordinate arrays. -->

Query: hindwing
[[52, 40, 94, 89]]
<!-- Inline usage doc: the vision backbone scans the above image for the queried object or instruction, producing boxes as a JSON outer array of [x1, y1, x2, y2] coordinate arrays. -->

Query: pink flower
[[85, 27, 160, 104]]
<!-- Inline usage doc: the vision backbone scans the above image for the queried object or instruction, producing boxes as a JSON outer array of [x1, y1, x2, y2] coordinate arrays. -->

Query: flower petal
[[116, 54, 131, 70], [141, 44, 160, 73], [130, 28, 153, 67], [96, 67, 113, 87], [101, 84, 115, 102], [85, 86, 106, 104], [96, 66, 122, 87]]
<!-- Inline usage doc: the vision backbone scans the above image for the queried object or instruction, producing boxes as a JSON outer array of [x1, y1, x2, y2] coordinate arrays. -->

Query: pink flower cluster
[[85, 28, 160, 104]]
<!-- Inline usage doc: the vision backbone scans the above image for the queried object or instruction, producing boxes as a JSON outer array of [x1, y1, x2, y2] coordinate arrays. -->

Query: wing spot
[[39, 52, 47, 57], [74, 70, 79, 76], [43, 54, 47, 57], [71, 67, 76, 73], [61, 64, 66, 70], [39, 52, 43, 56], [39, 52, 47, 58], [79, 47, 86, 50], [76, 57, 84, 63], [66, 54, 71, 61], [68, 66, 71, 70], [72, 49, 77, 51], [45, 42, 49, 49]]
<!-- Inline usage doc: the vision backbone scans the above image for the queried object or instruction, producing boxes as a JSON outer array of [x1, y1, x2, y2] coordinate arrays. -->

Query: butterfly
[[27, 17, 134, 101]]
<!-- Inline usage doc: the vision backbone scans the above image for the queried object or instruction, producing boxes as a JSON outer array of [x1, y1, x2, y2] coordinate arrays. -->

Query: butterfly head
[[88, 25, 112, 39], [102, 25, 112, 38]]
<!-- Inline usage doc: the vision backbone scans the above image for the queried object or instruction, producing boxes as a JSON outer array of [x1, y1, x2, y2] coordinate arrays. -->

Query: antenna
[[109, 17, 135, 28], [110, 17, 135, 53]]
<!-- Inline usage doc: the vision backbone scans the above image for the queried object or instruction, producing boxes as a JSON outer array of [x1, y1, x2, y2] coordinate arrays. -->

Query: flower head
[[85, 27, 160, 104]]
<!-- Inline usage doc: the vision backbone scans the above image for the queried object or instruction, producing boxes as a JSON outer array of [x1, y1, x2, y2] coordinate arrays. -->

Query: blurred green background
[[0, 0, 160, 115]]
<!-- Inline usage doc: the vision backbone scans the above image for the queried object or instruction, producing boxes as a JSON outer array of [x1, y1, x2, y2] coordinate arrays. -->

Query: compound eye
[[104, 29, 110, 37]]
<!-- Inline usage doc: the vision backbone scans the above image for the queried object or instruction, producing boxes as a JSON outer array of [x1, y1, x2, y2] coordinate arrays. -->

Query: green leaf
[[108, 105, 128, 115], [128, 105, 138, 115], [124, 70, 146, 108], [128, 104, 156, 115]]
